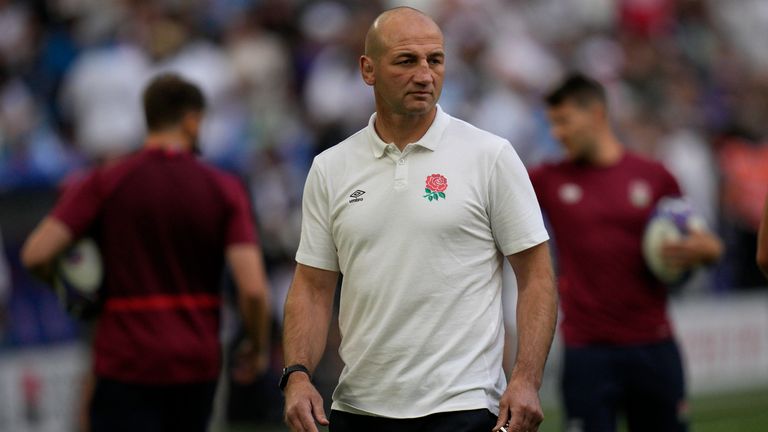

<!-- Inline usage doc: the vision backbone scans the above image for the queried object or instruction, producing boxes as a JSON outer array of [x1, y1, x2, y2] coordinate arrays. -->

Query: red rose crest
[[423, 174, 447, 201]]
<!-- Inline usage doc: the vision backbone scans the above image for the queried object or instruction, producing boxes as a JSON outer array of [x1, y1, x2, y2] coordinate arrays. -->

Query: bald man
[[281, 8, 557, 432]]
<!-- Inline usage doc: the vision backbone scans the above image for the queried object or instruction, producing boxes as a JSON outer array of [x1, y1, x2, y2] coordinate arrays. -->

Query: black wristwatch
[[279, 364, 311, 391]]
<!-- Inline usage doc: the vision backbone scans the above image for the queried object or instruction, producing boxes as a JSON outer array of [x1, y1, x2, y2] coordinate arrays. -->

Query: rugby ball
[[54, 238, 103, 318], [642, 197, 706, 286]]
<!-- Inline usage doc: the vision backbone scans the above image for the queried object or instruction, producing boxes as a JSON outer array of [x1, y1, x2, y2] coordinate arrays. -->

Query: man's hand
[[494, 376, 544, 432], [230, 339, 269, 385], [284, 373, 329, 432], [661, 229, 722, 272]]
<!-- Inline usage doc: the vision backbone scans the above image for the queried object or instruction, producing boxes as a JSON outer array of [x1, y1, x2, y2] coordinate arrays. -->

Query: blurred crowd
[[0, 0, 767, 428], [2, 0, 768, 287]]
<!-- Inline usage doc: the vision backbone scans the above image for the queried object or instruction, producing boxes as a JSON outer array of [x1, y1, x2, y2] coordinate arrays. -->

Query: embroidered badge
[[629, 180, 651, 208], [423, 174, 447, 201], [558, 183, 582, 204]]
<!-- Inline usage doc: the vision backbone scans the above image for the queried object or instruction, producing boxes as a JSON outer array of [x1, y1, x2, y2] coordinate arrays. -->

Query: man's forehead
[[382, 30, 444, 53], [377, 12, 443, 50], [547, 104, 578, 120], [549, 100, 584, 113], [388, 39, 444, 55]]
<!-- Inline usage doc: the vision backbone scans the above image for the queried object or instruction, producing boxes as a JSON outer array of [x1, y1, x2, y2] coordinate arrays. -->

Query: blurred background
[[1, 0, 767, 431]]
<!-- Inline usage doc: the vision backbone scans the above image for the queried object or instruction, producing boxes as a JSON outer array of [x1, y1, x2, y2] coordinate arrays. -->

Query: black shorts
[[562, 339, 688, 432], [90, 378, 217, 432], [329, 408, 497, 432]]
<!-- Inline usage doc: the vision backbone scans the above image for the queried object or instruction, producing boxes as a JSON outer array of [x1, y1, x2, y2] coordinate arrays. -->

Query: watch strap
[[279, 364, 311, 391]]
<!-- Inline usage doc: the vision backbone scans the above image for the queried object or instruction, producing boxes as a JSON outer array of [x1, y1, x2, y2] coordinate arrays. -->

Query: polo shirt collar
[[367, 105, 450, 158]]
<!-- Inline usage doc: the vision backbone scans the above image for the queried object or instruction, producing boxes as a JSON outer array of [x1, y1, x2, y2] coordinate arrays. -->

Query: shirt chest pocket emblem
[[629, 180, 651, 208], [423, 174, 448, 202], [559, 183, 582, 204]]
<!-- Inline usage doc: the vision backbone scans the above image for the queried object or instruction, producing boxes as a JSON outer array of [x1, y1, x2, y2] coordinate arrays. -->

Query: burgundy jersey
[[52, 148, 256, 384], [530, 152, 681, 347]]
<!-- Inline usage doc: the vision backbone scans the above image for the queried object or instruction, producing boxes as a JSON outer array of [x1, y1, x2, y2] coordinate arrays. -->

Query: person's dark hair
[[545, 73, 606, 108], [142, 73, 205, 131]]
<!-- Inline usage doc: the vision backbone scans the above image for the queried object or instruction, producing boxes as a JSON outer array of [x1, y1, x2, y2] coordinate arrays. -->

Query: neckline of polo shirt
[[367, 104, 450, 158], [142, 146, 193, 159]]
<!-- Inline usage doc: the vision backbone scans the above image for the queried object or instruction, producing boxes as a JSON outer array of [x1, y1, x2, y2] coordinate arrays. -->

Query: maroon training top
[[530, 152, 681, 347], [52, 147, 256, 384]]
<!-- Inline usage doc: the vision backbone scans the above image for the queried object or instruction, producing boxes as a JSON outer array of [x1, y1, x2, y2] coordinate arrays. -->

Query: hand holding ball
[[642, 197, 706, 286], [54, 238, 103, 319]]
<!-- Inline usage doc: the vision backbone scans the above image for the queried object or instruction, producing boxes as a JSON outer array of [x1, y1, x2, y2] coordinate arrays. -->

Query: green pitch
[[542, 387, 768, 432], [223, 387, 768, 432]]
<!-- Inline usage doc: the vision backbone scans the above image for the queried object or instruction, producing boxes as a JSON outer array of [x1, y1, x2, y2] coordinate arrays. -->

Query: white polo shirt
[[296, 105, 548, 418]]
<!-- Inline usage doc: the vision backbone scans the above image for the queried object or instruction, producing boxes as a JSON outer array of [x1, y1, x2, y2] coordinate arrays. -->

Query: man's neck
[[374, 107, 437, 151], [144, 130, 192, 152], [590, 131, 624, 167]]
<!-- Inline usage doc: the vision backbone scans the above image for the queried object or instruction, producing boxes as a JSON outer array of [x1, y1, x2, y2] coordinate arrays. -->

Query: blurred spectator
[[709, 0, 768, 71], [225, 10, 294, 144], [717, 135, 768, 289], [1, 59, 77, 188], [0, 227, 9, 330], [59, 43, 149, 159], [0, 0, 34, 70], [302, 2, 376, 150]]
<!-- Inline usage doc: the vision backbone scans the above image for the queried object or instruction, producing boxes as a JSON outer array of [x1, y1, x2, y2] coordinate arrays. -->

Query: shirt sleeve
[[221, 174, 258, 246], [527, 165, 546, 209], [51, 171, 104, 238], [659, 164, 683, 198], [488, 144, 550, 256], [295, 157, 340, 271]]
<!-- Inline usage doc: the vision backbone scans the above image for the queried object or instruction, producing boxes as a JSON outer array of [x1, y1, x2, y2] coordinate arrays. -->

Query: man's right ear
[[360, 56, 375, 86]]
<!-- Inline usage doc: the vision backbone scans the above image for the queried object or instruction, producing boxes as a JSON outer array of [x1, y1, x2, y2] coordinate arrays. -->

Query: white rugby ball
[[642, 197, 706, 286], [54, 238, 103, 318]]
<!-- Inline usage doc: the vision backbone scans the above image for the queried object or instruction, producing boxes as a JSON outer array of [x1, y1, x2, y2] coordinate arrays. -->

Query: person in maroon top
[[530, 74, 722, 432], [759, 196, 768, 279], [21, 73, 271, 432]]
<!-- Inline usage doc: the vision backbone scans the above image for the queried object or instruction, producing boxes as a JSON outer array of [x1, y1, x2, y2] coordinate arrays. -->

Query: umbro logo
[[349, 190, 365, 203]]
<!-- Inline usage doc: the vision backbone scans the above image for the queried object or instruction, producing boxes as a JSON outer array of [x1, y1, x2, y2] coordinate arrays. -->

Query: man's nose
[[413, 61, 434, 84]]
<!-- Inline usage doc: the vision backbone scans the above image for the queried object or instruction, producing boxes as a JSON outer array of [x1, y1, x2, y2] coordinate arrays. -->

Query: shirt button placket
[[394, 157, 408, 190]]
